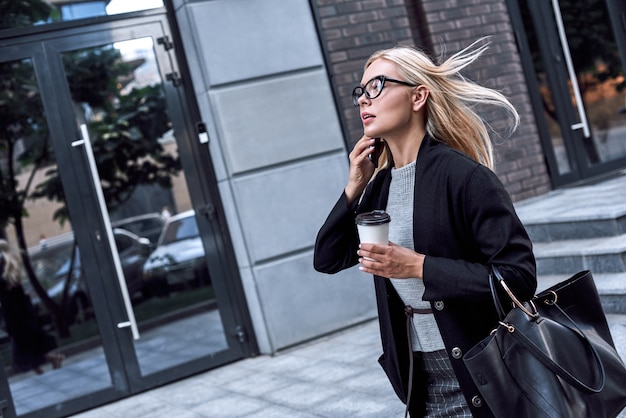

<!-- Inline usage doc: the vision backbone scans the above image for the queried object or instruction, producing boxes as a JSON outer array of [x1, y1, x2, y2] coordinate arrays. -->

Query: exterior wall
[[170, 0, 555, 353], [310, 0, 552, 201], [172, 0, 377, 353]]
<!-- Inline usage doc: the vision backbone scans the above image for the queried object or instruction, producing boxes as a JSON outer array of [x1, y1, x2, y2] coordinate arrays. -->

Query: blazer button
[[451, 347, 462, 359], [434, 301, 444, 311], [471, 395, 483, 407]]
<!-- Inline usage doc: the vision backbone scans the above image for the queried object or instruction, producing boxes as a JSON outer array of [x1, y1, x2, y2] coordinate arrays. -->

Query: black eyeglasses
[[352, 75, 416, 106]]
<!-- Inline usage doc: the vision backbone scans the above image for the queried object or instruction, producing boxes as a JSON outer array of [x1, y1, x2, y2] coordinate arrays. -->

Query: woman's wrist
[[344, 184, 362, 205], [416, 253, 425, 279]]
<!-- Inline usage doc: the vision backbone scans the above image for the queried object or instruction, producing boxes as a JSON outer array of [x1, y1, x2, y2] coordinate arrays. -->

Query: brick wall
[[420, 0, 551, 200], [310, 0, 552, 201]]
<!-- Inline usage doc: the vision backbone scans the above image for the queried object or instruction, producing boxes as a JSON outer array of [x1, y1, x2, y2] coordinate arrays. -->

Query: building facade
[[0, 0, 624, 416]]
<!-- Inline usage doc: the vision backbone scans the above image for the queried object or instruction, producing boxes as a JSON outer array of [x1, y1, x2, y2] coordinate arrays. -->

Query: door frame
[[507, 0, 626, 187], [0, 9, 255, 417]]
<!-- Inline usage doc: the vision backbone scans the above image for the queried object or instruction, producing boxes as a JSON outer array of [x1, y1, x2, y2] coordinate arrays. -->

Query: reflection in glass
[[519, 0, 572, 175], [0, 58, 111, 415], [0, 0, 164, 31], [106, 0, 164, 15], [520, 0, 626, 174], [558, 0, 626, 166], [62, 37, 227, 376]]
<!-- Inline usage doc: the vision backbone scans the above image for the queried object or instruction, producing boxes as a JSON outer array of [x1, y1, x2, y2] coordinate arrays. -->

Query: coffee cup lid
[[355, 210, 391, 225]]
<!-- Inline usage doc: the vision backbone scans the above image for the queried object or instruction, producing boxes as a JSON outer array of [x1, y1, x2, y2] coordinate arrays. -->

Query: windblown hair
[[0, 239, 24, 288], [365, 38, 519, 170]]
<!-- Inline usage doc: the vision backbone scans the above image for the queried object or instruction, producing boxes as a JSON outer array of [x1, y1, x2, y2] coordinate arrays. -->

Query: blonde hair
[[0, 239, 24, 288], [365, 38, 519, 170]]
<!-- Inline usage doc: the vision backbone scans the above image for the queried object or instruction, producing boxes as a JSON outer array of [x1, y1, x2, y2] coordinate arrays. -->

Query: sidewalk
[[72, 315, 626, 418], [72, 319, 404, 418]]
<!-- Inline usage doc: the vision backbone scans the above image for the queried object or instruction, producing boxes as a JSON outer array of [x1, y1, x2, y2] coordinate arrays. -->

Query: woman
[[314, 39, 536, 417], [0, 239, 64, 375]]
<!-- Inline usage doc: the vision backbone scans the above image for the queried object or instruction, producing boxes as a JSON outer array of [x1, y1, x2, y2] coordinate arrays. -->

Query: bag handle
[[491, 266, 606, 394], [490, 266, 537, 318]]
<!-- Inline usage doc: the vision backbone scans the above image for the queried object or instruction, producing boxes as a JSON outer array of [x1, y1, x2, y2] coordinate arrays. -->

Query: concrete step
[[532, 233, 626, 275], [514, 170, 626, 313], [538, 272, 626, 314], [515, 169, 626, 243], [525, 214, 626, 242]]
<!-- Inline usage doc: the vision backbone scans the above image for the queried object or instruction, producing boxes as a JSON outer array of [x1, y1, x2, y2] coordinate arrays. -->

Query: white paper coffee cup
[[355, 210, 391, 245]]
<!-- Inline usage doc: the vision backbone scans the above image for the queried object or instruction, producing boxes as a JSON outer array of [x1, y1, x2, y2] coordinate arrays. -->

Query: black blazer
[[314, 136, 537, 417]]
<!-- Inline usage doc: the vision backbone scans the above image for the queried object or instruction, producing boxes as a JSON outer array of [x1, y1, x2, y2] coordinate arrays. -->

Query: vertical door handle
[[551, 0, 591, 138], [71, 124, 140, 340]]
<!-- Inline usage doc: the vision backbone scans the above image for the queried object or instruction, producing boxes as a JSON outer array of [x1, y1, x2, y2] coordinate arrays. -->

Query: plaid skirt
[[409, 349, 472, 418]]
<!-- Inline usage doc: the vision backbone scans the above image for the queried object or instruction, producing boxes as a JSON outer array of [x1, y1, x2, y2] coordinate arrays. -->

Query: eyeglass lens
[[352, 77, 384, 106]]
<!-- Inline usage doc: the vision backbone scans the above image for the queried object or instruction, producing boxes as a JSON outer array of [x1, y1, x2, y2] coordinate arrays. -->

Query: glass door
[[514, 0, 626, 185], [0, 45, 117, 418], [47, 17, 255, 390], [0, 14, 254, 418]]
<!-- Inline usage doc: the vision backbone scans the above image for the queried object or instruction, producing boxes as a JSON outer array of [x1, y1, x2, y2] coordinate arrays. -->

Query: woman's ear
[[412, 85, 429, 112]]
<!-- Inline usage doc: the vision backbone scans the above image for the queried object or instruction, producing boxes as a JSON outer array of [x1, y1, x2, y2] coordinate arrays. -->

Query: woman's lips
[[361, 112, 374, 124]]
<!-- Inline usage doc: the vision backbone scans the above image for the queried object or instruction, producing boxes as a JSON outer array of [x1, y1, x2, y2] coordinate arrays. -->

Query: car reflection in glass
[[111, 213, 166, 249], [28, 228, 153, 323], [142, 210, 210, 297]]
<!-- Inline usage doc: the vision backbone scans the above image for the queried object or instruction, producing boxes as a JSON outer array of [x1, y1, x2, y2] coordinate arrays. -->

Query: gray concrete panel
[[232, 154, 349, 264], [174, 5, 229, 182], [210, 70, 344, 174], [171, 0, 184, 12], [174, 5, 211, 97], [237, 266, 272, 353], [188, 0, 322, 86], [217, 179, 251, 268], [254, 252, 377, 350]]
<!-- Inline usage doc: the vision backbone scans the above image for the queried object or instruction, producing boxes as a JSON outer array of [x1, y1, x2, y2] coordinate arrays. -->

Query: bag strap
[[491, 266, 606, 393], [488, 268, 507, 319], [403, 306, 434, 418], [504, 312, 606, 394]]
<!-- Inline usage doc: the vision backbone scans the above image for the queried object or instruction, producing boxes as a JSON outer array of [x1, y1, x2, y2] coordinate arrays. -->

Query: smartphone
[[368, 138, 383, 168]]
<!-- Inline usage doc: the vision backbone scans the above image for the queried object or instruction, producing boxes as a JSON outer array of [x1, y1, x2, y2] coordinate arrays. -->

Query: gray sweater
[[387, 161, 445, 352]]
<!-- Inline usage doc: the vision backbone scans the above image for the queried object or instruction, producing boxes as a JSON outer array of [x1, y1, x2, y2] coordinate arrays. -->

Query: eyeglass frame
[[352, 75, 417, 106]]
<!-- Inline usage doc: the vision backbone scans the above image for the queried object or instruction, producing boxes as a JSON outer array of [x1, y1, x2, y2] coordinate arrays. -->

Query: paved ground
[[71, 315, 626, 418]]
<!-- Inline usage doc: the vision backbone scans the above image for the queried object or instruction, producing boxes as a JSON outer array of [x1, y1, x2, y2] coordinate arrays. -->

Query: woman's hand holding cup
[[356, 211, 424, 278]]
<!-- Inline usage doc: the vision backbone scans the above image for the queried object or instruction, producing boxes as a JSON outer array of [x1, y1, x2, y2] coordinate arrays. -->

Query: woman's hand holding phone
[[345, 136, 380, 204]]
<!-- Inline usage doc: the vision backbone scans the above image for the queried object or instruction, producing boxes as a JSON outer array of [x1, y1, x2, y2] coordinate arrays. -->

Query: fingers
[[358, 243, 393, 276], [358, 242, 391, 254], [357, 242, 424, 279], [356, 243, 386, 264], [350, 136, 377, 165], [346, 136, 377, 202], [352, 135, 375, 153]]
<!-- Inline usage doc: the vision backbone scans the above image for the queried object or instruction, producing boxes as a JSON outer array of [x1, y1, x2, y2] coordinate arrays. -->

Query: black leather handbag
[[463, 267, 626, 418]]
